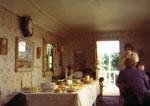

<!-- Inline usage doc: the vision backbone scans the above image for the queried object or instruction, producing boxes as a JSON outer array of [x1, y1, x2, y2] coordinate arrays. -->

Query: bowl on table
[[41, 82, 58, 90]]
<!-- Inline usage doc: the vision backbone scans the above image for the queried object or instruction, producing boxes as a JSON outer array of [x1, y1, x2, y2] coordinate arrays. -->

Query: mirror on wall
[[43, 39, 54, 77], [47, 43, 53, 71], [15, 37, 34, 72]]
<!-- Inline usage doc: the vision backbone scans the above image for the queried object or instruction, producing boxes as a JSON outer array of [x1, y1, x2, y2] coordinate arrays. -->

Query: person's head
[[67, 63, 73, 70], [124, 57, 136, 69], [136, 60, 145, 71], [99, 77, 104, 82], [124, 43, 134, 55]]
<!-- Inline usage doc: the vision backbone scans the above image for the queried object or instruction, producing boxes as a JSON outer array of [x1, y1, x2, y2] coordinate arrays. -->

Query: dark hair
[[124, 57, 136, 69], [67, 63, 73, 70], [82, 68, 93, 75], [99, 77, 104, 82], [5, 93, 28, 106], [136, 60, 145, 68], [124, 43, 134, 51]]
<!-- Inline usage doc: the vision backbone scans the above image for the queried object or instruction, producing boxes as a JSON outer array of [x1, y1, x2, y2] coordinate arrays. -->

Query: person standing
[[98, 77, 104, 102], [118, 42, 139, 70], [118, 43, 139, 104], [65, 63, 74, 80]]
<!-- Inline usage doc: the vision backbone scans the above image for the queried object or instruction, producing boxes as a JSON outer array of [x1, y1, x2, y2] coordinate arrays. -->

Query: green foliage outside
[[100, 54, 109, 71], [100, 53, 119, 71], [111, 53, 119, 71], [47, 44, 53, 72]]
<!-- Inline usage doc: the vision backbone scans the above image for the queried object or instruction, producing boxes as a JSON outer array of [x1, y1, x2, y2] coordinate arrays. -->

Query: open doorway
[[96, 41, 120, 96]]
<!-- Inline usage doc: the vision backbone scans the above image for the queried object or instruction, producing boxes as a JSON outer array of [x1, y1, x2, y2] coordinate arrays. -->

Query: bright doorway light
[[97, 41, 120, 54], [96, 41, 120, 96]]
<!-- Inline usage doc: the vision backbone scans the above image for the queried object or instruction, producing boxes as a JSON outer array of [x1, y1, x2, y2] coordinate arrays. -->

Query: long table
[[7, 80, 100, 106]]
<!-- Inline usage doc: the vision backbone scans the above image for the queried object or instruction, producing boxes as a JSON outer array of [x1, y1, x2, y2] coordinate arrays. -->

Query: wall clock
[[20, 16, 33, 37]]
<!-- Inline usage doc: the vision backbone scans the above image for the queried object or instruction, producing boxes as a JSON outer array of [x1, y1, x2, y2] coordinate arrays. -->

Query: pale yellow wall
[[0, 6, 63, 104], [63, 32, 150, 73], [63, 37, 96, 71], [1, 3, 150, 106]]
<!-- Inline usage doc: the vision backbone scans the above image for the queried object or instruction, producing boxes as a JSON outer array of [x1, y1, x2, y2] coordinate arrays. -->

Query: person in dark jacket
[[117, 57, 150, 106], [5, 93, 28, 106], [136, 60, 149, 82]]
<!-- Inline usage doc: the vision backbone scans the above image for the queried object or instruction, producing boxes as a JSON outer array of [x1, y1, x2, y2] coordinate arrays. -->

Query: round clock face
[[20, 16, 33, 37], [28, 19, 33, 35]]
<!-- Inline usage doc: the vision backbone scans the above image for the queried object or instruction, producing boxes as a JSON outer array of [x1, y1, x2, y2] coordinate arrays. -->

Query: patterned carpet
[[96, 96, 122, 106]]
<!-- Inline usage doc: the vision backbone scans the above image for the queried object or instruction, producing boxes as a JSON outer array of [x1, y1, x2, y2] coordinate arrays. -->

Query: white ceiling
[[0, 0, 150, 37]]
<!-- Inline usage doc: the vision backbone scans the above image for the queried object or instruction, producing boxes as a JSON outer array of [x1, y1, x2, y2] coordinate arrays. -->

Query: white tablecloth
[[78, 81, 100, 106], [8, 80, 100, 106]]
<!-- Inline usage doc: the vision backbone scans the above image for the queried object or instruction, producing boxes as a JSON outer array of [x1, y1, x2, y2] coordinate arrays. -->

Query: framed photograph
[[37, 47, 41, 58], [0, 38, 8, 55], [15, 37, 34, 72]]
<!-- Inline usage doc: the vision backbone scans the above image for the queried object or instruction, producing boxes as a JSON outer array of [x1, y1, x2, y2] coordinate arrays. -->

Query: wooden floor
[[103, 85, 120, 96], [96, 85, 122, 106], [96, 96, 122, 106]]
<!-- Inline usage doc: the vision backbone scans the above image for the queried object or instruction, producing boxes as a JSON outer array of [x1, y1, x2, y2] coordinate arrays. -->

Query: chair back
[[122, 87, 141, 106], [5, 93, 28, 106]]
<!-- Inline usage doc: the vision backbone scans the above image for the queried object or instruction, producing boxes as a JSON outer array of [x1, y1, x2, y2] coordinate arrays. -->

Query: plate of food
[[66, 88, 80, 93], [21, 87, 32, 93], [54, 88, 62, 93], [58, 84, 66, 89]]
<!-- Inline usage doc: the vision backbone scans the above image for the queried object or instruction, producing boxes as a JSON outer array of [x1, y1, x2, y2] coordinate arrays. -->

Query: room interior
[[0, 0, 150, 105]]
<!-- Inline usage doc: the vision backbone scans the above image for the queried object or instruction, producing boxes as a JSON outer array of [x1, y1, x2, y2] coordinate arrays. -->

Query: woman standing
[[118, 42, 139, 70], [118, 43, 139, 104]]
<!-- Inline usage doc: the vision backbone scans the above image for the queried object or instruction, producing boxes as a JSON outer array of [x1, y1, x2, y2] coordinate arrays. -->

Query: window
[[43, 39, 54, 77], [47, 44, 53, 72]]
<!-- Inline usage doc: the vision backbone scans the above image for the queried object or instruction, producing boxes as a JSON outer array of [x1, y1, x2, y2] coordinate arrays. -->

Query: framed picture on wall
[[15, 37, 34, 72], [0, 38, 8, 55], [42, 39, 54, 77], [74, 49, 86, 71], [37, 47, 41, 59]]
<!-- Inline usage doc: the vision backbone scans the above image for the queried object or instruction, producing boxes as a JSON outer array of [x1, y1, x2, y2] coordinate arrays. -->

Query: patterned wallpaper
[[63, 31, 150, 73], [1, 4, 150, 106], [0, 6, 62, 105]]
